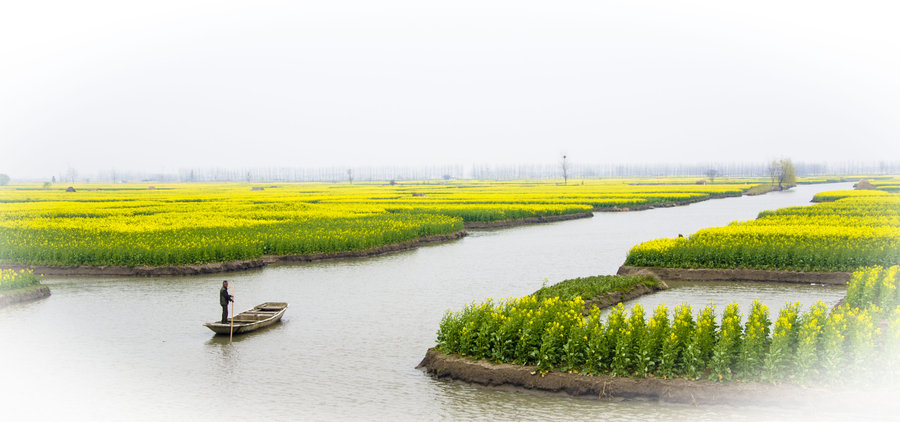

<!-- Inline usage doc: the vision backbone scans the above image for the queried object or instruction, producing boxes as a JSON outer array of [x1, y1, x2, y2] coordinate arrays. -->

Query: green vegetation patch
[[0, 268, 41, 291], [436, 266, 900, 383], [532, 275, 661, 301]]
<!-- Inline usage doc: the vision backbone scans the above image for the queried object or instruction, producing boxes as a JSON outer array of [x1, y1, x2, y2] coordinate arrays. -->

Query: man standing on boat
[[220, 280, 234, 323]]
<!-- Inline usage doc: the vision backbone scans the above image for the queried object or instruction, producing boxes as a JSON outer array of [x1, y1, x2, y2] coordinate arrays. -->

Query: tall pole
[[229, 282, 234, 343]]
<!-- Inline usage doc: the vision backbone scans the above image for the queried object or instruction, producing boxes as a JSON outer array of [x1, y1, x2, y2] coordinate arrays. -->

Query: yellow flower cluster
[[0, 268, 40, 291]]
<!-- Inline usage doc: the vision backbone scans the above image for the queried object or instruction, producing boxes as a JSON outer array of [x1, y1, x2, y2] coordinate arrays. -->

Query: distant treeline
[[51, 160, 900, 183], [472, 161, 900, 180]]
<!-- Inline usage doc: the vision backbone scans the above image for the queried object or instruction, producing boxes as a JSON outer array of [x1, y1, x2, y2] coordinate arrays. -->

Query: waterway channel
[[2, 182, 884, 421]]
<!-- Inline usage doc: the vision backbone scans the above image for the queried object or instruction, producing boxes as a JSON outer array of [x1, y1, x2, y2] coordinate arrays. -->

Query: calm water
[[2, 182, 889, 421]]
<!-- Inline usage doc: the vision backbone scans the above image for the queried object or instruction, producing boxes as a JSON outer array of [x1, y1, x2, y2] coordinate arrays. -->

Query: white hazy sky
[[1, 0, 898, 179]]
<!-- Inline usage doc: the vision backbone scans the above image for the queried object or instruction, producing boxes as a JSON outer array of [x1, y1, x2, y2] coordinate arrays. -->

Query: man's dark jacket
[[220, 286, 232, 306]]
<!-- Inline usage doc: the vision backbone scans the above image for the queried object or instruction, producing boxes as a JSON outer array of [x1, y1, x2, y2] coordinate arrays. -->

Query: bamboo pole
[[229, 282, 234, 343]]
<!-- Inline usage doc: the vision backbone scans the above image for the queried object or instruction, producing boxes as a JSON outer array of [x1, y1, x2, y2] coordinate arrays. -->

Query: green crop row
[[436, 266, 900, 383]]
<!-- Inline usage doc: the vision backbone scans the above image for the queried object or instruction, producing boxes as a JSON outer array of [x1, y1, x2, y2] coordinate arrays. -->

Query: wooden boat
[[204, 302, 288, 335]]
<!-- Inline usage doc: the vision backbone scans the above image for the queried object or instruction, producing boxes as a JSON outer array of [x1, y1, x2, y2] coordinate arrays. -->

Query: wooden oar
[[229, 282, 234, 343]]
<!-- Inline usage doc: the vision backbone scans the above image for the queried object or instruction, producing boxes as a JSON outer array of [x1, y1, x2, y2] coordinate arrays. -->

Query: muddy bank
[[267, 231, 467, 264], [417, 348, 869, 407], [468, 191, 746, 223], [582, 281, 669, 314], [5, 231, 467, 277], [464, 213, 593, 229], [0, 285, 51, 308], [4, 259, 270, 277], [594, 192, 742, 212], [744, 184, 781, 196], [617, 266, 850, 285]]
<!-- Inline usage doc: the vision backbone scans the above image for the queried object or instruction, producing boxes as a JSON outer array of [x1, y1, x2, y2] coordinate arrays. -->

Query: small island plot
[[205, 302, 288, 335], [0, 268, 50, 308], [421, 186, 900, 404]]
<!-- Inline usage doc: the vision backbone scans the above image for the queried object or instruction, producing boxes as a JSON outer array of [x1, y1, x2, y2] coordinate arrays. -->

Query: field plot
[[625, 192, 900, 272], [0, 180, 755, 267], [434, 266, 900, 383]]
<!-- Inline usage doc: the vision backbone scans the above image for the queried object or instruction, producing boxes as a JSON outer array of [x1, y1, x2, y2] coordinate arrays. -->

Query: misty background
[[1, 1, 899, 181]]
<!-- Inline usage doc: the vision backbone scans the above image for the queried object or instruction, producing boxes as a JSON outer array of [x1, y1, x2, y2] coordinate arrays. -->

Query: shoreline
[[582, 280, 669, 313], [416, 348, 885, 407], [463, 212, 592, 229], [4, 231, 467, 277], [0, 285, 51, 308], [616, 265, 851, 285], [0, 212, 587, 277], [593, 192, 742, 212]]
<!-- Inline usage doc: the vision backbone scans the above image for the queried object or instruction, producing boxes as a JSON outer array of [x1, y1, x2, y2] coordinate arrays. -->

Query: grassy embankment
[[532, 274, 667, 313], [0, 179, 761, 268], [0, 268, 41, 291], [0, 268, 48, 307], [532, 275, 663, 302]]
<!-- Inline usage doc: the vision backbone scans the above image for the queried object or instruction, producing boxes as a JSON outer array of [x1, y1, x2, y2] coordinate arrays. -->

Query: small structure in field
[[412, 192, 426, 197], [251, 187, 265, 191], [65, 186, 76, 192]]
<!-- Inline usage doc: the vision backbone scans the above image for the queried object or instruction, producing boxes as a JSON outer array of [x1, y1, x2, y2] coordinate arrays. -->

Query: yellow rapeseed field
[[0, 180, 755, 267], [625, 193, 900, 271]]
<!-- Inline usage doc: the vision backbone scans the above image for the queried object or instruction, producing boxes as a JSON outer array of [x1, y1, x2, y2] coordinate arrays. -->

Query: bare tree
[[768, 158, 796, 190], [561, 155, 569, 185], [705, 169, 718, 183], [347, 169, 353, 184]]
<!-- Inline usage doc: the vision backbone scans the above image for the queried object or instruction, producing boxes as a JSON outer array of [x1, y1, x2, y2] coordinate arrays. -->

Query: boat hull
[[204, 302, 287, 335]]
